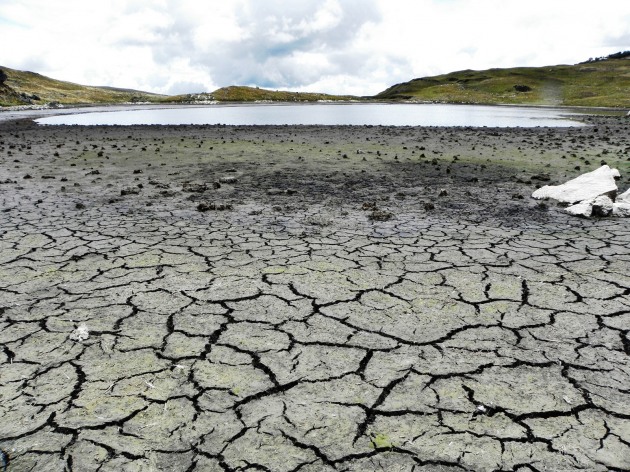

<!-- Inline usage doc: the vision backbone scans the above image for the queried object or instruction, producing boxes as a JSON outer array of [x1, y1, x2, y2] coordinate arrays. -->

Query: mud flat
[[1, 116, 630, 471]]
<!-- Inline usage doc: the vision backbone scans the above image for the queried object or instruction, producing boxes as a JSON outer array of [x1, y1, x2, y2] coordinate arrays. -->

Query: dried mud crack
[[1, 116, 629, 471]]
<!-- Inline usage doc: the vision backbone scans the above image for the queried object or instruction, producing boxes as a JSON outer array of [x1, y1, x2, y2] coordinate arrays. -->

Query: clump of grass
[[370, 433, 394, 449]]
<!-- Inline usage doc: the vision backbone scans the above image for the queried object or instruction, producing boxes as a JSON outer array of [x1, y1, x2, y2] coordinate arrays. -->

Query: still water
[[35, 103, 584, 127]]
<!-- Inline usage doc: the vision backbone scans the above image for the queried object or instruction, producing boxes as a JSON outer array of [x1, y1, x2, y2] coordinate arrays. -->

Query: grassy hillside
[[0, 66, 163, 107], [376, 56, 630, 107], [0, 67, 357, 107], [164, 85, 358, 103], [3, 53, 629, 108]]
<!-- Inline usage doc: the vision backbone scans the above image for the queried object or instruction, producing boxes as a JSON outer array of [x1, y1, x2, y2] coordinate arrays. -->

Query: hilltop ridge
[[163, 85, 358, 103], [0, 66, 163, 107], [376, 52, 630, 107]]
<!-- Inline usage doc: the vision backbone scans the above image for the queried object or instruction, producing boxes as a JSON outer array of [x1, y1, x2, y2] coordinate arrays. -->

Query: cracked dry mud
[[1, 115, 630, 471]]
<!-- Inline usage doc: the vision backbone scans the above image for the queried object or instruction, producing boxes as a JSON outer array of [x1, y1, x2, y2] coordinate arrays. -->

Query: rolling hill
[[2, 52, 629, 108], [376, 53, 630, 107], [0, 66, 164, 107], [0, 66, 356, 107], [163, 85, 358, 103]]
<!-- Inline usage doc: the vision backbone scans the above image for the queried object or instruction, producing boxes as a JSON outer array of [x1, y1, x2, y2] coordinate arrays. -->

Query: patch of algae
[[371, 432, 394, 449]]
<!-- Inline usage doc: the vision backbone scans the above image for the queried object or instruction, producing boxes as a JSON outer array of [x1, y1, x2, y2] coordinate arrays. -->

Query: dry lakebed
[[1, 112, 630, 471]]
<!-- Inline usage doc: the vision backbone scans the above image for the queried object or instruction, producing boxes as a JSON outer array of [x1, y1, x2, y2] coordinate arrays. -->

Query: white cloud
[[1, 0, 629, 96]]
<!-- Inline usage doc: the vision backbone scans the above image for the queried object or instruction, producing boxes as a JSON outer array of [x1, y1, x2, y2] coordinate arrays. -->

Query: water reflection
[[36, 103, 584, 127]]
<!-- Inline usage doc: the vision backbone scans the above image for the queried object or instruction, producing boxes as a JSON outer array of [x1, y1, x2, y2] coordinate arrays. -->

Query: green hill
[[0, 66, 357, 107], [376, 54, 630, 107], [164, 85, 358, 103], [0, 66, 164, 107], [3, 52, 630, 108]]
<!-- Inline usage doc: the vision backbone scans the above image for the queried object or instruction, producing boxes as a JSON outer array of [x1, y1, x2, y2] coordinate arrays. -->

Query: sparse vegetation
[[376, 56, 630, 107], [0, 66, 164, 107], [0, 67, 358, 107], [370, 433, 394, 449], [582, 50, 630, 63], [2, 52, 629, 108], [164, 85, 358, 103]]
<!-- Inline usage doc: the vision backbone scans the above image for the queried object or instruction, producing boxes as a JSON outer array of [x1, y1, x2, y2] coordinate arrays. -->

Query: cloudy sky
[[1, 0, 629, 96]]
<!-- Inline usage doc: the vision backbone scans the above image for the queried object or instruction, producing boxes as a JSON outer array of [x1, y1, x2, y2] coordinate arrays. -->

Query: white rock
[[565, 200, 593, 217], [617, 188, 630, 203], [613, 202, 630, 217], [532, 165, 619, 203], [70, 323, 90, 342], [591, 195, 614, 217]]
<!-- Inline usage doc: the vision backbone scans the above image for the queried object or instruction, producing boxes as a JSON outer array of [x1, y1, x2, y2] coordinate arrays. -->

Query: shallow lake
[[35, 103, 584, 127]]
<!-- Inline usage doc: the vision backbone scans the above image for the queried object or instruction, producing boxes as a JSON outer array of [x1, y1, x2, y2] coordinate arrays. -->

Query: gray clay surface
[[1, 116, 629, 471]]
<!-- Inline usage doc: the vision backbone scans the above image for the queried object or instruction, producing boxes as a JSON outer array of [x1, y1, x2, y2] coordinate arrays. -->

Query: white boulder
[[532, 165, 630, 218], [70, 323, 90, 342], [565, 200, 593, 218], [613, 202, 630, 217], [532, 165, 619, 203], [608, 185, 630, 216], [617, 188, 630, 203], [565, 195, 614, 218], [591, 195, 614, 216]]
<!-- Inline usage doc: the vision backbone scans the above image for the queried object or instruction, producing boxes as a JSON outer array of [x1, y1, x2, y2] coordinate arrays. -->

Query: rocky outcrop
[[532, 165, 629, 217]]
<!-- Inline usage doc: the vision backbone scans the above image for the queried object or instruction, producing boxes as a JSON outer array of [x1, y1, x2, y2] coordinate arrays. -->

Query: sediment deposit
[[1, 116, 629, 471]]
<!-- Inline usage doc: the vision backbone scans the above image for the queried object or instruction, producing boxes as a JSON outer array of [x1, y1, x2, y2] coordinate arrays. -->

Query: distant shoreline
[[1, 101, 626, 127]]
